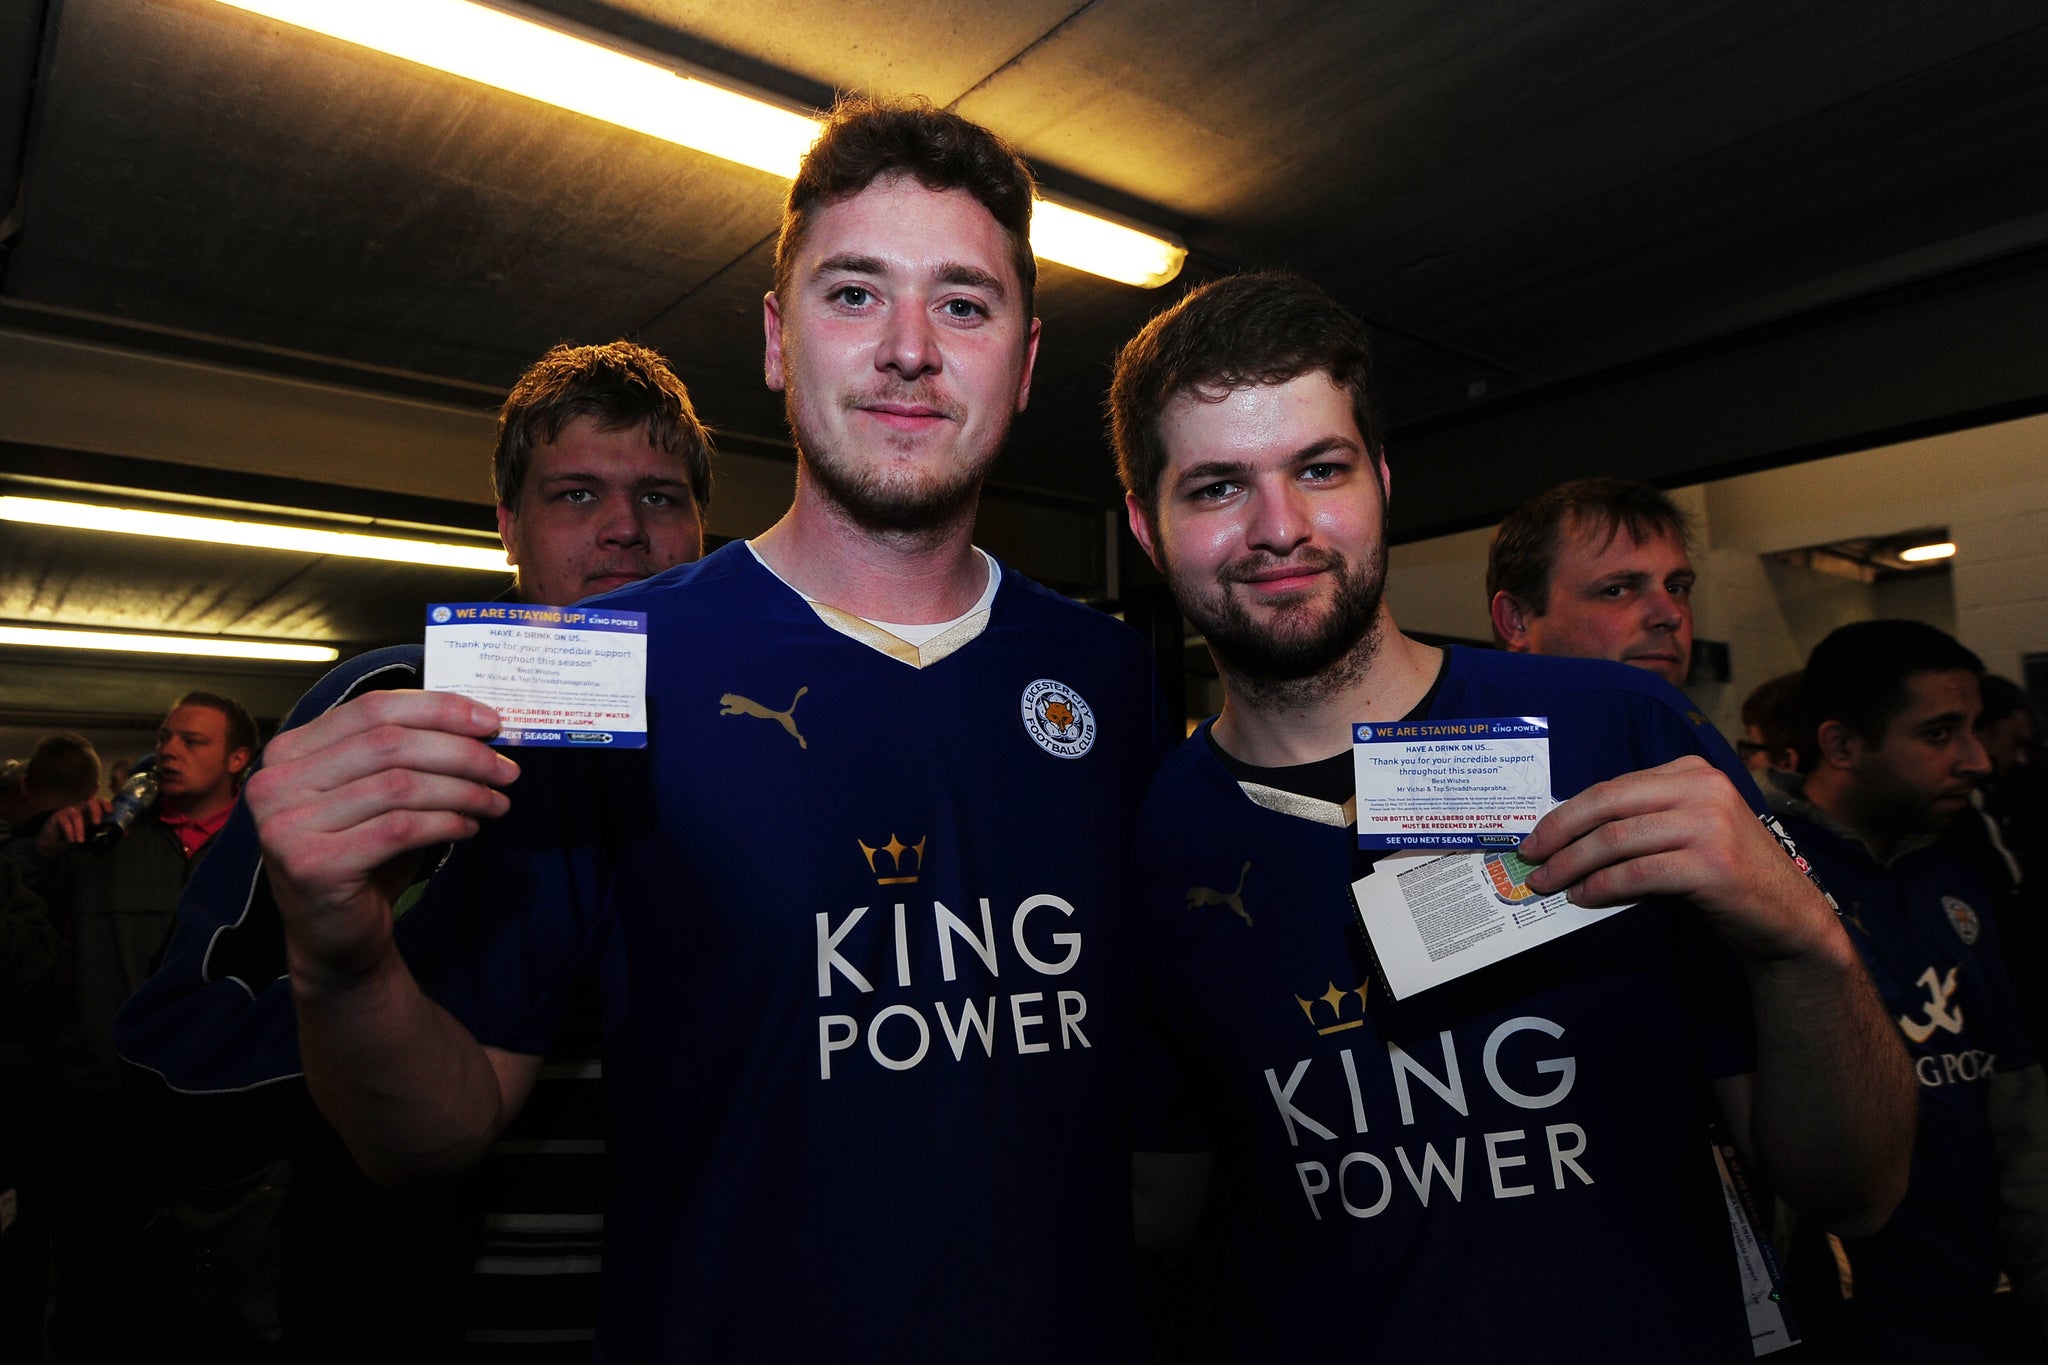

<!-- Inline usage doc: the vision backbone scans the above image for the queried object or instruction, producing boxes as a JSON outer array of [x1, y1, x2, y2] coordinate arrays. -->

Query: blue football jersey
[[1779, 813, 2032, 1361], [1134, 647, 1762, 1361], [400, 543, 1164, 1362]]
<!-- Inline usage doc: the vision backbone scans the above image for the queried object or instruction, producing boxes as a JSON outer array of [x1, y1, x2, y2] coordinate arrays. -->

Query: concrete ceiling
[[3, 0, 2047, 724]]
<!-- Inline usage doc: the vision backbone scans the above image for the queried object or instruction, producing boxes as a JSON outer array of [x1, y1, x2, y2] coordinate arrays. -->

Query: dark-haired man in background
[[1488, 477, 1698, 689], [242, 98, 1160, 1360], [1774, 620, 2048, 1364], [0, 732, 101, 846], [1109, 270, 1910, 1360]]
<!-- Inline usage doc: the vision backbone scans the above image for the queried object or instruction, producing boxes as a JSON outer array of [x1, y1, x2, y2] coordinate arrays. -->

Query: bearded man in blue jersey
[[241, 99, 1160, 1361], [1108, 271, 1914, 1360]]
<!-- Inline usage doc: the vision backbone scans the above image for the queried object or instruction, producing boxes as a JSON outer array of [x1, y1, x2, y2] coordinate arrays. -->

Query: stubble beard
[[789, 379, 1000, 537], [1172, 541, 1389, 709]]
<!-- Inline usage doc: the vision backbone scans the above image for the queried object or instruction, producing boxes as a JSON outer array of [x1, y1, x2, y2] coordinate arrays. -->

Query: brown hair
[[774, 95, 1037, 315], [1109, 272, 1383, 523], [1740, 671, 1804, 762], [493, 341, 713, 513], [1486, 478, 1692, 619], [169, 691, 259, 786], [24, 732, 100, 804]]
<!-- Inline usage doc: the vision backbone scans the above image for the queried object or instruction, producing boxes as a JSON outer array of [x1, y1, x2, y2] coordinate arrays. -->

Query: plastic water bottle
[[88, 769, 159, 848]]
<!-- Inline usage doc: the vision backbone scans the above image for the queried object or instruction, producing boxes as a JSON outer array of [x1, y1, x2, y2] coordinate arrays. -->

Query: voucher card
[[423, 602, 648, 748], [1349, 845, 1631, 999], [1353, 716, 1553, 850]]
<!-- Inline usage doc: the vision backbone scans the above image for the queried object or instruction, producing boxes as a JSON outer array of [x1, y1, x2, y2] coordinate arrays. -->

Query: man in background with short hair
[[1777, 620, 2048, 1363], [16, 689, 255, 1358], [117, 338, 714, 1355], [1739, 670, 1805, 779], [0, 732, 102, 846], [1488, 477, 1697, 689]]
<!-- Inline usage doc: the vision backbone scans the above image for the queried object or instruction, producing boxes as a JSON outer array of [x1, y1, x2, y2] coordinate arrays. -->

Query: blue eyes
[[827, 287, 988, 320]]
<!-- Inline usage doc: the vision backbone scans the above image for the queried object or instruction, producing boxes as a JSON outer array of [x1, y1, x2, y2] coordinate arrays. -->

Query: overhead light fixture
[[0, 624, 340, 663], [211, 0, 1187, 288], [0, 495, 511, 572], [212, 0, 819, 179], [1032, 197, 1186, 290], [1898, 542, 1956, 563]]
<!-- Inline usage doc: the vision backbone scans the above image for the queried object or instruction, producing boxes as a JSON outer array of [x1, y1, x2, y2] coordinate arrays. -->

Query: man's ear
[[1014, 316, 1041, 412], [1815, 718, 1863, 771], [763, 291, 787, 392], [1125, 493, 1163, 573], [496, 503, 521, 569], [227, 746, 253, 778], [1489, 591, 1535, 652]]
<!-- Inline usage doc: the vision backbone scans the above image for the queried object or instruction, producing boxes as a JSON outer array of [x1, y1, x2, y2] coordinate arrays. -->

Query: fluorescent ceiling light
[[0, 495, 511, 572], [0, 624, 340, 663], [213, 0, 818, 179], [1899, 542, 1956, 563], [1033, 198, 1186, 290], [212, 0, 1187, 288]]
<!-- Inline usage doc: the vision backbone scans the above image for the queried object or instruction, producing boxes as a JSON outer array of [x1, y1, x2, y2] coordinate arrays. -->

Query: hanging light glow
[[211, 0, 1186, 287]]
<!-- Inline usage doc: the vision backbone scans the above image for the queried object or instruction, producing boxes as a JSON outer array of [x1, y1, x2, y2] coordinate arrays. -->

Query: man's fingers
[[1519, 755, 1716, 861], [1524, 808, 1712, 897], [264, 689, 501, 768], [265, 806, 487, 889], [1558, 850, 1698, 909], [286, 767, 511, 837], [49, 806, 87, 846], [248, 726, 517, 821]]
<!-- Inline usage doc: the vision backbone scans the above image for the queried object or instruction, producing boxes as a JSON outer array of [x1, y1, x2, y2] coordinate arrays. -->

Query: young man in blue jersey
[[1774, 621, 2048, 1362], [1108, 271, 1914, 1360], [113, 339, 714, 1353], [239, 99, 1161, 1360]]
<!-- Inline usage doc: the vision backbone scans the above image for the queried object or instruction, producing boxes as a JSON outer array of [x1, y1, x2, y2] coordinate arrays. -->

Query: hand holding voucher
[[247, 688, 517, 988], [1517, 755, 1838, 965]]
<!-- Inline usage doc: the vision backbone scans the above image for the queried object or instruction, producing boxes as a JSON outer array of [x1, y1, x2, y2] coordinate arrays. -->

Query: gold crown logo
[[859, 833, 927, 885], [1295, 980, 1370, 1035]]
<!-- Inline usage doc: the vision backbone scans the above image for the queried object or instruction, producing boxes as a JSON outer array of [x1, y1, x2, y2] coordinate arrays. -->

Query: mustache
[[1218, 546, 1345, 586], [840, 382, 964, 422]]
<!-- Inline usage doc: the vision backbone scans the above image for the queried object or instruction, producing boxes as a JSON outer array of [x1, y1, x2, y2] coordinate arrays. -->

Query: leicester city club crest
[[1020, 678, 1096, 759]]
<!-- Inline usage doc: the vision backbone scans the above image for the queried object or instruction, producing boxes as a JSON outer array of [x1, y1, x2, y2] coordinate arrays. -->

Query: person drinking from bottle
[[5, 688, 255, 1356]]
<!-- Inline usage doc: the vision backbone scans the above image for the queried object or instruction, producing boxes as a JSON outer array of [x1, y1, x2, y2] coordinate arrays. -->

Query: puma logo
[[1187, 862, 1252, 926], [719, 687, 809, 749], [1899, 965, 1965, 1044]]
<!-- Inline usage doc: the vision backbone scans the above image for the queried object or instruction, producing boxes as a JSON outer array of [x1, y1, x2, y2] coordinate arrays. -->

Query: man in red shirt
[[15, 689, 254, 1354]]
